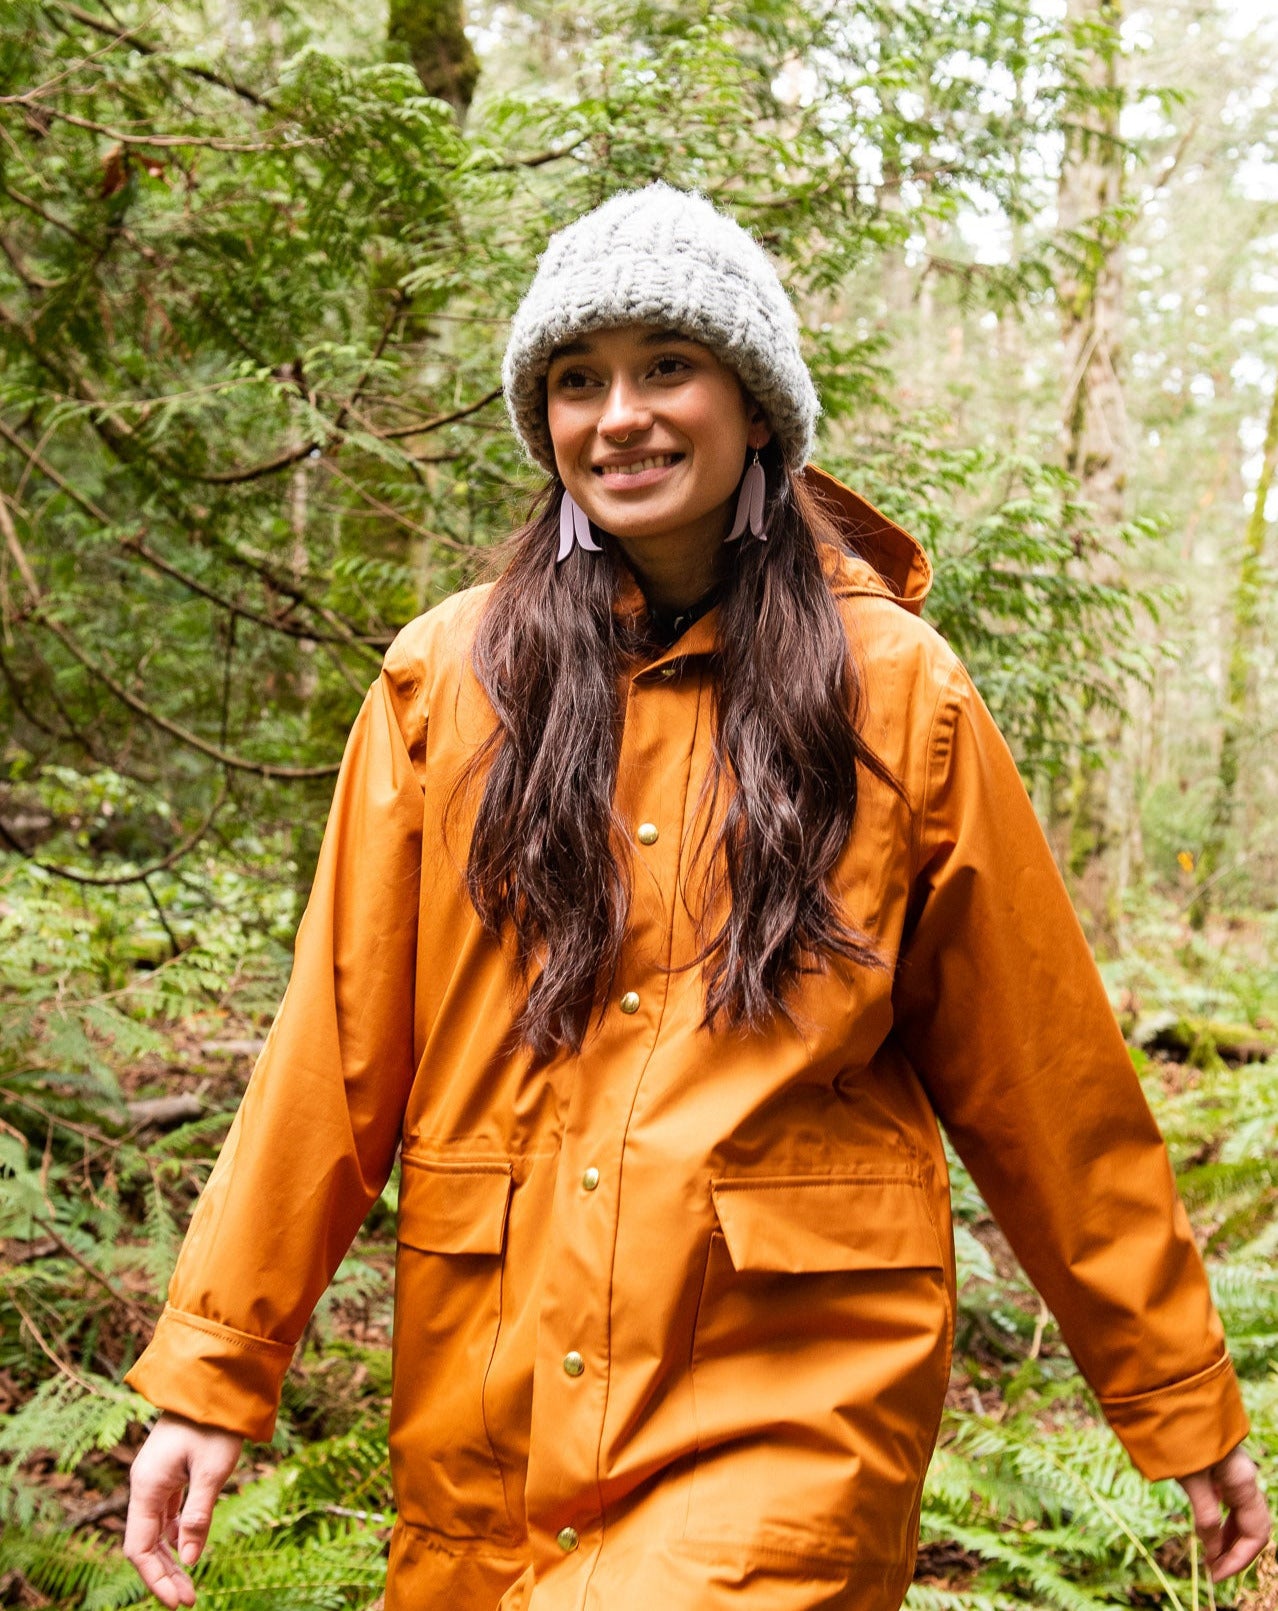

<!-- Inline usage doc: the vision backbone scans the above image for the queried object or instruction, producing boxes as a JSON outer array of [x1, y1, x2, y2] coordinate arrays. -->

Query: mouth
[[592, 453, 684, 488]]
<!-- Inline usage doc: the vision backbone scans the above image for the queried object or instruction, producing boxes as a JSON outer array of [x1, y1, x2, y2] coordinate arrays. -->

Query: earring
[[557, 488, 603, 563], [725, 450, 767, 543]]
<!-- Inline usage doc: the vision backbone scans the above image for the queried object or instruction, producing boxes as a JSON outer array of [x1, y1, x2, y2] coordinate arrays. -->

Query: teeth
[[603, 455, 676, 475]]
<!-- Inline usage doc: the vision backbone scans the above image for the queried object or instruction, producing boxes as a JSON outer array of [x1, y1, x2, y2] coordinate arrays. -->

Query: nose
[[597, 375, 651, 441]]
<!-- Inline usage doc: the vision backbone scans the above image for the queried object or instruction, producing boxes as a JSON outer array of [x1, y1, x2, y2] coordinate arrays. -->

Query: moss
[[387, 0, 479, 115]]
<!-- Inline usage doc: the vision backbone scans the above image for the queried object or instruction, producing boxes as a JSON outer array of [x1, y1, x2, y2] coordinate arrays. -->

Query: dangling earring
[[556, 488, 603, 563], [725, 450, 767, 543]]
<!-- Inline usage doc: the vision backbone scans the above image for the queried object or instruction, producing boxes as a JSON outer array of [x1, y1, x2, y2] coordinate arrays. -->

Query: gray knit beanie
[[503, 183, 820, 473]]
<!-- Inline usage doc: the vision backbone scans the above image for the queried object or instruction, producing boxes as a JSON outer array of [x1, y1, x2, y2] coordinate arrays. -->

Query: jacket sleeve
[[125, 649, 426, 1441], [892, 661, 1248, 1482]]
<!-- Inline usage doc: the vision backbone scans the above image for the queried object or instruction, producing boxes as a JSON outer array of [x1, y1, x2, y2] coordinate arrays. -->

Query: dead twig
[[8, 1290, 102, 1394]]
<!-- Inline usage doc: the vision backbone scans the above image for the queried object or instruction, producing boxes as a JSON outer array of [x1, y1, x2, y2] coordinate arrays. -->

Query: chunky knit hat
[[503, 184, 820, 473]]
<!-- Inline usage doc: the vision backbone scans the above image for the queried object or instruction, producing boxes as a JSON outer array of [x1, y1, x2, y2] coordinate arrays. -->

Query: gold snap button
[[563, 1350, 585, 1378], [619, 991, 640, 1014], [636, 823, 659, 845], [557, 1526, 579, 1553], [659, 665, 677, 680], [582, 1166, 600, 1191]]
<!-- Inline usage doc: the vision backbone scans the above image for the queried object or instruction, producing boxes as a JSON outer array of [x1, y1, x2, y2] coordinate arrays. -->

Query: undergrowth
[[1, 859, 1274, 1609]]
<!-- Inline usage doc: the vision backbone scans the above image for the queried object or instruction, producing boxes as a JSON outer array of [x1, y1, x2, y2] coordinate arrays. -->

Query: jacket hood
[[803, 464, 932, 616]]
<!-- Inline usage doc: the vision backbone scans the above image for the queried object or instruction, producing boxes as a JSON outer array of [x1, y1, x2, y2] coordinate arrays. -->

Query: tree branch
[[0, 413, 386, 646], [175, 384, 503, 484], [1, 182, 91, 244], [0, 229, 65, 291], [120, 532, 389, 652], [371, 385, 505, 442], [0, 492, 342, 777], [0, 492, 41, 596], [9, 1291, 103, 1395], [318, 458, 471, 554], [37, 615, 342, 778], [0, 782, 228, 886], [0, 415, 111, 524], [32, 1214, 158, 1326], [46, 1, 267, 107], [0, 97, 313, 153]]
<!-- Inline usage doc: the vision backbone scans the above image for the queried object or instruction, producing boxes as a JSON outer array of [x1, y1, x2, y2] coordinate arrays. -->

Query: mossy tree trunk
[[1190, 371, 1278, 925], [388, 0, 479, 117], [1053, 0, 1131, 927]]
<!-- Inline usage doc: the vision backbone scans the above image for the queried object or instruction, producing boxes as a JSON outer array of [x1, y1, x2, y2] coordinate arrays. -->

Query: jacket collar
[[619, 463, 932, 675], [803, 464, 932, 616]]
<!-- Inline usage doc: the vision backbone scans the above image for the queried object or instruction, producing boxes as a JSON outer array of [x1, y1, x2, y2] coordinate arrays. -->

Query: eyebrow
[[547, 328, 694, 364]]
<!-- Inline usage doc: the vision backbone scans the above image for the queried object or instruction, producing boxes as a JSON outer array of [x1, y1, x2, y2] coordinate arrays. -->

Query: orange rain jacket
[[127, 468, 1249, 1611]]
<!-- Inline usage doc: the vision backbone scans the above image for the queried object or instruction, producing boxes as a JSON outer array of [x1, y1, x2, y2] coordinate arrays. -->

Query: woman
[[123, 185, 1269, 1611]]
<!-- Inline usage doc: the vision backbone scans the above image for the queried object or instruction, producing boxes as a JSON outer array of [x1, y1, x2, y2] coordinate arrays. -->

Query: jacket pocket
[[390, 1156, 518, 1541], [687, 1173, 950, 1565]]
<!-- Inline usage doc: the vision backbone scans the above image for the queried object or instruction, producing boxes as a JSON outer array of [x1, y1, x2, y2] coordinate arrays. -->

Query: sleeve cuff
[[1100, 1352, 1251, 1480], [124, 1305, 295, 1443]]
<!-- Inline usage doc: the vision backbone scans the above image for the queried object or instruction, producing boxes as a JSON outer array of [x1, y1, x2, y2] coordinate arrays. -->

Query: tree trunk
[[1190, 369, 1278, 925], [388, 0, 479, 118], [1054, 0, 1130, 925]]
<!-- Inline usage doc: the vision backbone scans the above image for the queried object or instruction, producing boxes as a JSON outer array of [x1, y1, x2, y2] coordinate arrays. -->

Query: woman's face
[[545, 324, 771, 553]]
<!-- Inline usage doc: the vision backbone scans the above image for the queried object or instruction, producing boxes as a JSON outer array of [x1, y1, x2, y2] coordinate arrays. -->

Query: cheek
[[546, 404, 590, 476], [687, 396, 750, 496]]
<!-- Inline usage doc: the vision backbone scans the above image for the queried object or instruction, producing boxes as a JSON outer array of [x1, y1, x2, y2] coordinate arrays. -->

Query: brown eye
[[652, 355, 689, 378]]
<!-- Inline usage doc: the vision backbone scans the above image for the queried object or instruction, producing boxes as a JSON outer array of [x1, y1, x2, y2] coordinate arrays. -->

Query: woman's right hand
[[124, 1412, 244, 1607]]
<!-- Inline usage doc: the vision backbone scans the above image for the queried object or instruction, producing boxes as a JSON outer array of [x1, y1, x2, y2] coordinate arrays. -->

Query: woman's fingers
[[1179, 1445, 1271, 1582], [177, 1457, 231, 1568], [123, 1470, 196, 1608], [124, 1414, 244, 1605], [1209, 1447, 1272, 1580]]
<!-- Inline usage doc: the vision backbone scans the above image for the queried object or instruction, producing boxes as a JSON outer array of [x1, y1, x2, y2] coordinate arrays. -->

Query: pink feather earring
[[724, 451, 767, 543], [556, 489, 603, 562]]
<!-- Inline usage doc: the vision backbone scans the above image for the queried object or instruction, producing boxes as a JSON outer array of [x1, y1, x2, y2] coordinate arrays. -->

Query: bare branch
[[1, 183, 91, 244], [0, 229, 65, 291], [0, 782, 227, 886], [505, 135, 588, 169], [0, 490, 342, 775], [0, 492, 41, 596], [37, 614, 342, 778], [318, 457, 471, 554], [47, 2, 267, 107], [33, 1214, 158, 1326], [121, 531, 389, 652], [0, 99, 313, 153], [9, 1291, 102, 1394], [175, 384, 503, 483], [372, 385, 504, 442]]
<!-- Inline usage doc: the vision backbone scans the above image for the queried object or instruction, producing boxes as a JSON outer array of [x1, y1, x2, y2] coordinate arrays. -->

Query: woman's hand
[[124, 1412, 244, 1607], [1177, 1444, 1271, 1581]]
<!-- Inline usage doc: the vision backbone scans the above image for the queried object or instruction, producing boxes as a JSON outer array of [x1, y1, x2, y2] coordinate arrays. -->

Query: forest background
[[1, 0, 1276, 1606]]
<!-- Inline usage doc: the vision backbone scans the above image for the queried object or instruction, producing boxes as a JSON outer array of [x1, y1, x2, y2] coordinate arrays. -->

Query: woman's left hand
[[1177, 1444, 1271, 1581]]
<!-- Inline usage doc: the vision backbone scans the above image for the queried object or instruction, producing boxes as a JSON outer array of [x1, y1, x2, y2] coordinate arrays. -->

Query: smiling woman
[[121, 183, 1269, 1611]]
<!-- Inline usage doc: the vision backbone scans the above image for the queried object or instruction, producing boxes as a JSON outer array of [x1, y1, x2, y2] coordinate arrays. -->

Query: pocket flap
[[710, 1175, 942, 1274], [398, 1158, 512, 1255]]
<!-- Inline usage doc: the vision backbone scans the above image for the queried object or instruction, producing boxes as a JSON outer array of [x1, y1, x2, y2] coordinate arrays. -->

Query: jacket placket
[[521, 647, 712, 1603]]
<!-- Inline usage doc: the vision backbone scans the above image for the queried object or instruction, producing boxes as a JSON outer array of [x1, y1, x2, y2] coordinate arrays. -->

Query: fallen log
[[125, 1093, 205, 1129], [1130, 1012, 1276, 1067]]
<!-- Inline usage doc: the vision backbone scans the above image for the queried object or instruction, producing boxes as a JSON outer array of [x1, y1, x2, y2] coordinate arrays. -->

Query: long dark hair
[[461, 450, 897, 1056]]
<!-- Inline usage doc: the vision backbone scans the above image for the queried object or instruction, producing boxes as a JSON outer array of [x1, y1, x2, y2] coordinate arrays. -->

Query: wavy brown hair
[[462, 450, 898, 1056]]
